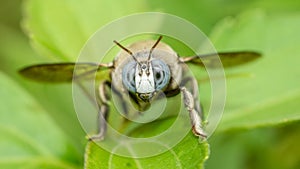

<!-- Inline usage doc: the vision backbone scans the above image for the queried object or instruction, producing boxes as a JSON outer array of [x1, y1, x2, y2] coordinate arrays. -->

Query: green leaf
[[0, 72, 81, 169], [85, 132, 209, 169], [0, 22, 86, 153], [22, 0, 148, 61], [84, 100, 210, 168], [201, 10, 300, 131], [25, 0, 291, 62]]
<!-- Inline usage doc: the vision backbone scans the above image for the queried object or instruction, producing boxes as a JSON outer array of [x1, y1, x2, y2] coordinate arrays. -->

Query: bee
[[19, 35, 261, 140]]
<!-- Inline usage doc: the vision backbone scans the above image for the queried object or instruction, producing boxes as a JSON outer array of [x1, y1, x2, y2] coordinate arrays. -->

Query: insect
[[19, 35, 261, 140]]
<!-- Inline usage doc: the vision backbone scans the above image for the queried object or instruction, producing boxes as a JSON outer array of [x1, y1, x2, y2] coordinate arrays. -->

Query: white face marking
[[135, 63, 155, 93]]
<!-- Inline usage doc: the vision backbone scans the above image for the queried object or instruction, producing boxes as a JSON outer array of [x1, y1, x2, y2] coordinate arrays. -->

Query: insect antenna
[[113, 40, 139, 63], [147, 35, 163, 62]]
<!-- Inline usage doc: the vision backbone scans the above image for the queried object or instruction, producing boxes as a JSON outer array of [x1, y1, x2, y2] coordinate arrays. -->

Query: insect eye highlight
[[155, 72, 161, 80]]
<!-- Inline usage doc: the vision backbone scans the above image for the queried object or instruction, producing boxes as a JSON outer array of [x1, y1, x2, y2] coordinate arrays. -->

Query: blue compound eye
[[122, 61, 136, 92], [151, 59, 170, 91]]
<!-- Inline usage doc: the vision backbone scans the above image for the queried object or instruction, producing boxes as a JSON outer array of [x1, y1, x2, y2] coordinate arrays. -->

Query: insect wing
[[182, 51, 261, 68], [19, 62, 110, 83]]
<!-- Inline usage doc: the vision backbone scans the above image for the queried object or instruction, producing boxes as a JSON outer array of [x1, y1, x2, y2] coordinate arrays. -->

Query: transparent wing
[[181, 51, 261, 68], [19, 62, 112, 83]]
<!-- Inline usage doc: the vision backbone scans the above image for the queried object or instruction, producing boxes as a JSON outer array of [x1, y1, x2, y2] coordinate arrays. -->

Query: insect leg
[[112, 87, 130, 118], [180, 78, 206, 138], [181, 77, 203, 119], [89, 80, 111, 141]]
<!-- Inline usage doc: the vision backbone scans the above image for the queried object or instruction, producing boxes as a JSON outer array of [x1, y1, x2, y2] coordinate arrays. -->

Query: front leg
[[180, 86, 206, 138], [89, 81, 111, 141]]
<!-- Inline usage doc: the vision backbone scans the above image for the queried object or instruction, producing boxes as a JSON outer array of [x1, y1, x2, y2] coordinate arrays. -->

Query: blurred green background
[[0, 0, 300, 169]]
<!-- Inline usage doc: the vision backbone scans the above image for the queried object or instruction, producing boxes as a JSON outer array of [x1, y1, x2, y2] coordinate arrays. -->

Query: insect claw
[[87, 133, 105, 142], [192, 125, 207, 138]]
